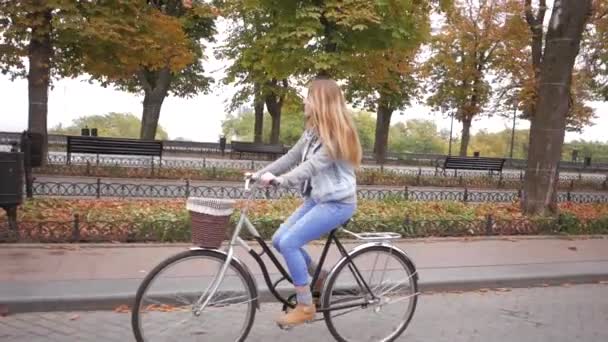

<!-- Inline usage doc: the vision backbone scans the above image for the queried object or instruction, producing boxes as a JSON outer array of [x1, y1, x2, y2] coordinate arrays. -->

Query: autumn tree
[[75, 0, 217, 140], [0, 0, 84, 164], [347, 50, 423, 164], [221, 0, 441, 146], [425, 0, 525, 156], [521, 0, 593, 216]]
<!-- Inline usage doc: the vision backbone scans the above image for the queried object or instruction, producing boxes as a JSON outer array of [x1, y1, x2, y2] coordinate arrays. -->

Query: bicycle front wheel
[[132, 249, 257, 342], [322, 244, 419, 342]]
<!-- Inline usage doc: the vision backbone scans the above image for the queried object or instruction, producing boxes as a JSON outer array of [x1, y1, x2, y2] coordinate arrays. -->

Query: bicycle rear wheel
[[132, 249, 257, 342], [322, 244, 418, 342]]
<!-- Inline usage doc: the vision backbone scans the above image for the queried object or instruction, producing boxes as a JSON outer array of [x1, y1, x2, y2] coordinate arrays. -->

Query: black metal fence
[[29, 180, 608, 203], [3, 131, 608, 172], [1, 215, 606, 243]]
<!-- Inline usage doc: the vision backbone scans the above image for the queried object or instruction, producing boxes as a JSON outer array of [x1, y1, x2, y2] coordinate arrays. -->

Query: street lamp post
[[448, 112, 455, 156], [509, 103, 517, 159]]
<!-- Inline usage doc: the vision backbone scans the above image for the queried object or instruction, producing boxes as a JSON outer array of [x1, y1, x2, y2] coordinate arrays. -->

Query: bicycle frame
[[193, 177, 381, 315]]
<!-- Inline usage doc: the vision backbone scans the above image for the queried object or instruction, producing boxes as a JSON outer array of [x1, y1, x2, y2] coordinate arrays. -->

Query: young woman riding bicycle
[[254, 77, 362, 328]]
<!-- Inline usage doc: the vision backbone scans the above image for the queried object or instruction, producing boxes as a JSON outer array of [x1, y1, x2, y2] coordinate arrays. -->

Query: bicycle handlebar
[[244, 172, 279, 192]]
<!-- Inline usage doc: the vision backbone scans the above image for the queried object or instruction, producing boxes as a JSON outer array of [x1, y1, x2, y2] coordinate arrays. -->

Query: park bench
[[230, 141, 285, 160], [66, 136, 163, 166], [438, 156, 506, 176]]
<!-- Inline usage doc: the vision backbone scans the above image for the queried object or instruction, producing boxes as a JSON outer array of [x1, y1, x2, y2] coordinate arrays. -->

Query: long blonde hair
[[305, 78, 362, 167]]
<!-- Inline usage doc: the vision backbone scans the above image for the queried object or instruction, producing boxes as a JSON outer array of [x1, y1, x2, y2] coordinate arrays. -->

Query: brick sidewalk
[[2, 284, 607, 342], [2, 236, 608, 313]]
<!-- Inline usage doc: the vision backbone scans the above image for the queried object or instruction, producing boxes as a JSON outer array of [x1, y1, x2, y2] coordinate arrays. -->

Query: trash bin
[[81, 126, 90, 136], [91, 128, 98, 137], [0, 151, 24, 235], [473, 151, 480, 157], [0, 151, 23, 206]]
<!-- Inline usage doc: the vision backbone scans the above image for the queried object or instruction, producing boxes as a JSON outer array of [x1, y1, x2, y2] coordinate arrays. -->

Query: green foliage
[[221, 108, 305, 145], [389, 119, 448, 154], [0, 0, 81, 80], [50, 113, 169, 140], [562, 140, 608, 161], [352, 111, 377, 151], [468, 129, 530, 158]]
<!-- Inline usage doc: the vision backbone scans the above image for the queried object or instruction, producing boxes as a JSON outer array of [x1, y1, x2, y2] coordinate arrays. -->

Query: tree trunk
[[139, 68, 172, 140], [373, 102, 393, 165], [265, 95, 281, 145], [27, 6, 53, 166], [522, 0, 592, 216], [459, 118, 472, 156], [264, 79, 287, 145], [253, 83, 264, 143]]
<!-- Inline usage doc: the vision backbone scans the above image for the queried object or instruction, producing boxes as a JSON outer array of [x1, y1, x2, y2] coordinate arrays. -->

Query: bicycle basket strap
[[186, 197, 235, 217]]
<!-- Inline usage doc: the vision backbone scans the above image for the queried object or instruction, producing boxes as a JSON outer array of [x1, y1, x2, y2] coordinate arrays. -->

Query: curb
[[4, 235, 608, 249], [3, 271, 607, 314]]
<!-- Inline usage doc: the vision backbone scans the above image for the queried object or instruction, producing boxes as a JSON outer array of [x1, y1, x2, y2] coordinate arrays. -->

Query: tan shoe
[[276, 304, 316, 329]]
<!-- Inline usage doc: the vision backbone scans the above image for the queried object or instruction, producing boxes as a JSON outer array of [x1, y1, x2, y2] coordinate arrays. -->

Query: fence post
[[404, 186, 409, 201], [86, 161, 91, 176], [416, 168, 421, 186], [185, 179, 190, 198], [251, 160, 255, 170], [403, 215, 411, 236], [570, 179, 575, 190], [604, 175, 608, 191], [567, 190, 572, 202], [463, 187, 469, 203], [518, 188, 522, 200], [203, 158, 206, 169], [72, 214, 80, 242], [498, 173, 504, 189], [459, 176, 464, 187], [519, 170, 523, 181], [96, 178, 101, 199], [485, 214, 493, 236], [212, 166, 217, 178]]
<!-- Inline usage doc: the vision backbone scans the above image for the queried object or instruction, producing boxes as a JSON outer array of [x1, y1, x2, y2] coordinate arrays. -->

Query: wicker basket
[[186, 197, 235, 248]]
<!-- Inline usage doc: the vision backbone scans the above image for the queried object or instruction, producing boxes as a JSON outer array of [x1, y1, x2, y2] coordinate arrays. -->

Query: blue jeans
[[272, 198, 356, 286]]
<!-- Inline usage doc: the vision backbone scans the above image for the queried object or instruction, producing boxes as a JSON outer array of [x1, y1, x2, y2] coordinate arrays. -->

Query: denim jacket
[[254, 130, 357, 203]]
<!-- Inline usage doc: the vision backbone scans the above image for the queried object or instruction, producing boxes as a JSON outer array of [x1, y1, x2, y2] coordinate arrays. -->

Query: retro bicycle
[[131, 174, 419, 342]]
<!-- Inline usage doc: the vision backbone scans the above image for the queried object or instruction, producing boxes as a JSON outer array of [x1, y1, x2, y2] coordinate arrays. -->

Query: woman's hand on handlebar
[[259, 172, 282, 187]]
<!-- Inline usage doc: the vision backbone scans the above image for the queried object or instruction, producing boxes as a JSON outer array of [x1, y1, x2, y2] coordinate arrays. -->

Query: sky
[[1, 4, 607, 144]]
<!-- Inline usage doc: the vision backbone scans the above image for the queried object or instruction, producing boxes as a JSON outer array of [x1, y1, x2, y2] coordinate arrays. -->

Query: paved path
[[2, 236, 607, 313], [45, 151, 607, 180], [1, 284, 607, 341]]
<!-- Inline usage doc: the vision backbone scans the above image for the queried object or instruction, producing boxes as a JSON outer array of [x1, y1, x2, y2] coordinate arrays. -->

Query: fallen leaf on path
[[567, 247, 578, 251], [540, 283, 550, 287], [114, 305, 131, 313], [495, 288, 512, 292], [562, 283, 572, 287], [69, 314, 80, 321], [598, 280, 608, 285], [477, 288, 489, 293]]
